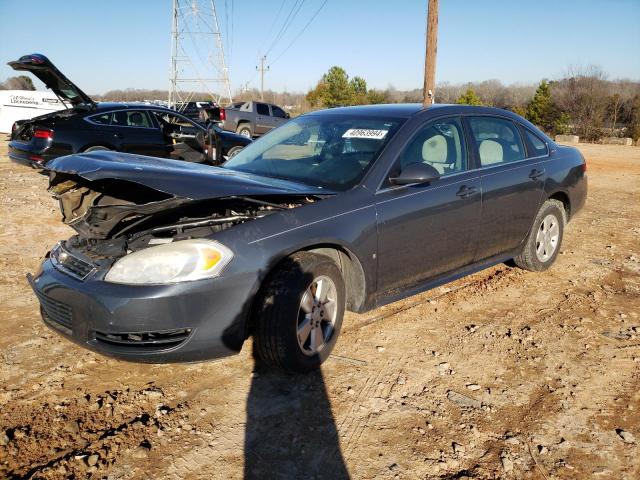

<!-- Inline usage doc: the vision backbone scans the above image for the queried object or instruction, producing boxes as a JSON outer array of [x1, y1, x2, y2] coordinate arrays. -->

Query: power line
[[261, 0, 287, 52], [264, 0, 306, 57], [270, 0, 328, 66]]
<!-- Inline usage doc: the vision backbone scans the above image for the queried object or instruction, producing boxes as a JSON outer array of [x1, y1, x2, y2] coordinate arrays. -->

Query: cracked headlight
[[104, 239, 233, 284]]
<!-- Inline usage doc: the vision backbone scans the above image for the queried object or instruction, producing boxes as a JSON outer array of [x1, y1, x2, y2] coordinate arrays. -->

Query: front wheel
[[253, 252, 345, 373], [514, 199, 565, 272], [226, 146, 244, 159]]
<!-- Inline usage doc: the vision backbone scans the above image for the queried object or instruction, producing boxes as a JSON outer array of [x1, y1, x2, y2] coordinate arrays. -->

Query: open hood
[[46, 151, 330, 240], [8, 53, 94, 107], [46, 151, 329, 199]]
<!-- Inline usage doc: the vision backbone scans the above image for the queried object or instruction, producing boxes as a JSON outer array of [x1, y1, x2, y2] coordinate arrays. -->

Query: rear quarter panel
[[544, 144, 588, 220]]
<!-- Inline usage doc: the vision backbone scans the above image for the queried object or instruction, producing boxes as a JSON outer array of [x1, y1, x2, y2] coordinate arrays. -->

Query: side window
[[468, 117, 525, 166], [397, 117, 467, 176], [111, 110, 153, 128], [88, 112, 112, 125], [256, 103, 270, 116], [524, 129, 549, 157], [272, 106, 287, 118]]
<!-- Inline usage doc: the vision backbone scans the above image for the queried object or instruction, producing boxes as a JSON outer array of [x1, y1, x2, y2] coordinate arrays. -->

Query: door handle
[[529, 168, 545, 180], [456, 185, 478, 198], [113, 132, 123, 139]]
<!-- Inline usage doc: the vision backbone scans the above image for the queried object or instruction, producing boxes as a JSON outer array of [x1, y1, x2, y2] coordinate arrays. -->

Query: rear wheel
[[236, 124, 252, 138], [253, 252, 345, 373], [514, 199, 565, 272]]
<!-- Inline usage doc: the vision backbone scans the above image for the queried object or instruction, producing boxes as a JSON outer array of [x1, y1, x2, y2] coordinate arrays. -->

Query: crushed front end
[[29, 153, 322, 362]]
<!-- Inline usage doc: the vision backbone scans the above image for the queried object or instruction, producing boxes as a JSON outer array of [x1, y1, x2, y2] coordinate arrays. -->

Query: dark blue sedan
[[29, 103, 587, 372], [7, 54, 250, 167]]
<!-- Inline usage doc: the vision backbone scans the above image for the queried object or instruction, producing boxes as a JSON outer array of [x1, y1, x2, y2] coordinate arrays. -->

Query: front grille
[[51, 243, 95, 280], [95, 328, 192, 350], [37, 291, 73, 333]]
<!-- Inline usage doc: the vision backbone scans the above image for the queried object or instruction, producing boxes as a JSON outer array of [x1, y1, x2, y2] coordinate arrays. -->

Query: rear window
[[111, 110, 153, 128], [468, 116, 526, 166], [88, 113, 112, 125], [256, 103, 270, 116], [524, 129, 549, 157]]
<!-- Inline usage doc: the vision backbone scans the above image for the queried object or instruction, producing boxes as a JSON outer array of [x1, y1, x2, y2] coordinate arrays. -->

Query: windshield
[[223, 114, 405, 191]]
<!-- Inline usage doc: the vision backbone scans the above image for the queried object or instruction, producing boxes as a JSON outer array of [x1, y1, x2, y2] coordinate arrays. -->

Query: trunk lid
[[8, 54, 95, 108]]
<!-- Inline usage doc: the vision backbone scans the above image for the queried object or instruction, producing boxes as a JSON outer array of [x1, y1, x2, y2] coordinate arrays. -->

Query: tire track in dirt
[[0, 386, 187, 479]]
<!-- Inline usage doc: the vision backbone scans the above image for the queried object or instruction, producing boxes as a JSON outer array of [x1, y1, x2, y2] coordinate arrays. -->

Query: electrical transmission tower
[[168, 0, 232, 109]]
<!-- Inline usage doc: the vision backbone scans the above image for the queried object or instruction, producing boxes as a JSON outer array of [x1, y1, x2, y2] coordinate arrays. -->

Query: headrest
[[479, 139, 503, 165], [129, 112, 144, 126], [422, 134, 448, 164]]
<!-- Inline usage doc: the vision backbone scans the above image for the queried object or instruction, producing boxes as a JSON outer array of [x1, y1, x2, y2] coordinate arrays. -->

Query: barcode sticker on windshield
[[342, 129, 388, 140]]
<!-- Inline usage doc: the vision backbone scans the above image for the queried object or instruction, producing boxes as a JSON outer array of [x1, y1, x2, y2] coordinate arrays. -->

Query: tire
[[253, 252, 346, 373], [236, 124, 252, 138], [513, 199, 565, 272], [84, 146, 110, 153], [226, 146, 244, 159]]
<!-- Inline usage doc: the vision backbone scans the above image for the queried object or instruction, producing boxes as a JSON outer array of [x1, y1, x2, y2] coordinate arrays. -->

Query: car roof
[[93, 103, 177, 113], [305, 103, 527, 121]]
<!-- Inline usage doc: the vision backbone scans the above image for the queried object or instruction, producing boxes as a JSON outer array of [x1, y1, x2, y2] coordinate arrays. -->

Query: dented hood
[[46, 151, 330, 199]]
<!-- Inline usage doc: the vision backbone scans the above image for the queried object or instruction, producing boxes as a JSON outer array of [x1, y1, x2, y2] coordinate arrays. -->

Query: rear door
[[375, 116, 482, 294], [467, 116, 546, 261], [254, 102, 273, 135], [108, 110, 167, 157]]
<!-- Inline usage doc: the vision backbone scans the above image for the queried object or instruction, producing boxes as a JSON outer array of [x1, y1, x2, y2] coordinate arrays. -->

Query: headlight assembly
[[104, 239, 233, 284]]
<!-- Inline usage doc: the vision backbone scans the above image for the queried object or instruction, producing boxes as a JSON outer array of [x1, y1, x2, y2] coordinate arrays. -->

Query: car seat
[[478, 139, 503, 165], [128, 112, 144, 127], [421, 134, 453, 174]]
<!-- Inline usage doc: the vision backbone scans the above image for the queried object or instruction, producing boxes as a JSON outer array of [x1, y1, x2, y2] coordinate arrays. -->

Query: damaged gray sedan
[[29, 104, 587, 372]]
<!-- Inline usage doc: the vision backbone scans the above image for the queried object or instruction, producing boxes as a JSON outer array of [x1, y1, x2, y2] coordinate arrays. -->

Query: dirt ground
[[0, 139, 638, 480]]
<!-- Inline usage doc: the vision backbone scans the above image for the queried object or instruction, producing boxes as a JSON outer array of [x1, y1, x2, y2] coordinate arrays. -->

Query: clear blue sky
[[0, 0, 638, 95]]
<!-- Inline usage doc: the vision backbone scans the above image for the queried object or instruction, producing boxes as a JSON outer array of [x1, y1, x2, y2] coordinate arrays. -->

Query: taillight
[[11, 122, 17, 133], [33, 128, 54, 140], [219, 108, 226, 121]]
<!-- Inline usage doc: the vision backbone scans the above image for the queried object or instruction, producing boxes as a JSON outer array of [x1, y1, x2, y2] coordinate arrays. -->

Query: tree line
[[2, 65, 639, 141], [304, 65, 640, 142]]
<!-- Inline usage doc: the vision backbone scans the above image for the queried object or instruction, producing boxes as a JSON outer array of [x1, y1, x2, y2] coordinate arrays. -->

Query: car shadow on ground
[[244, 347, 349, 479]]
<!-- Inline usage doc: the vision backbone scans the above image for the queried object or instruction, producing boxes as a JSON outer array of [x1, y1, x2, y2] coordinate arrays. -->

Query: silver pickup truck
[[219, 101, 290, 138]]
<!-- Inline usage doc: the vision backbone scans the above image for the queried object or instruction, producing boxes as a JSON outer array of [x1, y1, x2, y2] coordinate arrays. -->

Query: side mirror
[[389, 162, 441, 186], [285, 112, 291, 119]]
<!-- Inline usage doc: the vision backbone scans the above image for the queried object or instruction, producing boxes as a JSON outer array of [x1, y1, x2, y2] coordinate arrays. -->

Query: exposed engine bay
[[48, 172, 317, 264]]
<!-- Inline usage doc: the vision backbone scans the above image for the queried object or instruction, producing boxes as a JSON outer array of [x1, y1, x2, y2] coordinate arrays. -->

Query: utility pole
[[423, 0, 439, 106], [256, 56, 269, 101], [168, 0, 233, 109]]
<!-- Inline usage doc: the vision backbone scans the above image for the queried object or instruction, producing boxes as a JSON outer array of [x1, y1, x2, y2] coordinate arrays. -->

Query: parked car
[[7, 54, 250, 167], [219, 100, 289, 138], [173, 101, 217, 123], [28, 104, 587, 372]]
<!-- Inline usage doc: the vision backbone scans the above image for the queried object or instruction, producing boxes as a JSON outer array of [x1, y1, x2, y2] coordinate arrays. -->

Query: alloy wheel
[[297, 275, 338, 356], [535, 213, 560, 262]]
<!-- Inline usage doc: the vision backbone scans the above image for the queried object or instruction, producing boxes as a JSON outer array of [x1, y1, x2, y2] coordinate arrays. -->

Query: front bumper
[[28, 257, 258, 363]]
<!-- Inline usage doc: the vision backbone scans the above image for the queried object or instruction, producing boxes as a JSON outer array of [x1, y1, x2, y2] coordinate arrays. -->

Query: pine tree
[[525, 80, 554, 130], [455, 88, 483, 106]]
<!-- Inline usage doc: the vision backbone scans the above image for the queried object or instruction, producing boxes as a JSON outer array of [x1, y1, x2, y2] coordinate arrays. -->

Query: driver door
[[374, 116, 482, 295], [152, 110, 207, 161]]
